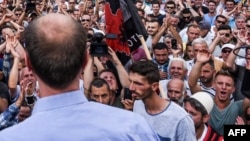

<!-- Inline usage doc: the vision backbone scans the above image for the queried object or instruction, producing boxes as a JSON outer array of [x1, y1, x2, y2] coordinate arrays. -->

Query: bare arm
[[94, 0, 100, 21], [224, 35, 245, 71], [209, 32, 221, 53], [186, 0, 199, 17], [83, 50, 94, 94], [152, 17, 169, 47], [6, 36, 20, 99], [107, 47, 130, 88], [188, 51, 211, 94]]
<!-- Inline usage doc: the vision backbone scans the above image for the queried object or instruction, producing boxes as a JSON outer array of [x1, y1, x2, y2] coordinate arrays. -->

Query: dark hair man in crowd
[[130, 60, 196, 140]]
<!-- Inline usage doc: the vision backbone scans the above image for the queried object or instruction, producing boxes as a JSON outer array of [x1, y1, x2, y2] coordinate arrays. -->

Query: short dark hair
[[182, 8, 191, 14], [24, 14, 87, 89], [215, 15, 227, 22], [208, 0, 216, 5], [129, 61, 160, 84], [165, 1, 176, 7], [204, 59, 215, 70], [215, 69, 235, 85], [14, 7, 23, 12], [225, 0, 235, 5], [217, 24, 232, 33], [151, 0, 160, 7], [89, 78, 110, 94], [153, 42, 168, 51]]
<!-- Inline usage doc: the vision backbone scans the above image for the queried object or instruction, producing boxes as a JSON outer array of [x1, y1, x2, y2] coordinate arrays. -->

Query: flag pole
[[138, 35, 167, 99], [138, 35, 152, 60]]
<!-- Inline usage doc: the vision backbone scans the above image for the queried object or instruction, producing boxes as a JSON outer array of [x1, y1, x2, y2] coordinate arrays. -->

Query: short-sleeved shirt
[[133, 100, 196, 141], [209, 100, 243, 135]]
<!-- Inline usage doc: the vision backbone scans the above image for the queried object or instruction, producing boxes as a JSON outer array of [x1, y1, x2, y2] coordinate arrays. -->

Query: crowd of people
[[0, 0, 250, 140]]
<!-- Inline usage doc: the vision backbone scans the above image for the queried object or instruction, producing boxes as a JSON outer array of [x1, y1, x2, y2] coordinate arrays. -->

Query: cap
[[221, 43, 235, 50], [199, 21, 211, 31], [190, 92, 214, 114]]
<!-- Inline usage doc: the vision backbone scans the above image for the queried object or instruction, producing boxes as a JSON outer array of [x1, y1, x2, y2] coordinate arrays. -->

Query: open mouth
[[220, 91, 227, 98]]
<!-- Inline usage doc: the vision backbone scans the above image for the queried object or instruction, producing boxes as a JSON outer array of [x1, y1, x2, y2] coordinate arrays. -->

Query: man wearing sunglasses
[[164, 0, 176, 15], [209, 15, 227, 39], [80, 13, 91, 29], [219, 43, 234, 62], [209, 24, 234, 57]]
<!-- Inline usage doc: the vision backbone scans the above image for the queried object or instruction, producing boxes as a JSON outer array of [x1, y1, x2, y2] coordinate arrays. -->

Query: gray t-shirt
[[133, 100, 196, 141], [209, 100, 243, 135]]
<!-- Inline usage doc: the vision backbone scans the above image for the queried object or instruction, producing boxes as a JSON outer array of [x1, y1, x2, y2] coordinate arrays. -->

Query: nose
[[98, 97, 103, 103], [200, 72, 205, 77], [170, 92, 176, 98], [129, 82, 135, 91], [222, 83, 226, 89]]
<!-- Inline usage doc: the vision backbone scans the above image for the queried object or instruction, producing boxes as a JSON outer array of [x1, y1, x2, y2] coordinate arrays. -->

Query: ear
[[151, 82, 159, 92], [202, 114, 210, 123]]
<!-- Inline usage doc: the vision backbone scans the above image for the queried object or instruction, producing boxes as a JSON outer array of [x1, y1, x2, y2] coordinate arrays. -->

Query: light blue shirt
[[0, 90, 160, 141]]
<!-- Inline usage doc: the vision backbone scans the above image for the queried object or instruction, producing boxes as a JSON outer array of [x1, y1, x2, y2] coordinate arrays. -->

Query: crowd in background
[[0, 0, 250, 140]]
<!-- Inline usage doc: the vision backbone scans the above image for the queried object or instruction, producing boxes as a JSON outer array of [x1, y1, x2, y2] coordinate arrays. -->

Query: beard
[[131, 87, 154, 100]]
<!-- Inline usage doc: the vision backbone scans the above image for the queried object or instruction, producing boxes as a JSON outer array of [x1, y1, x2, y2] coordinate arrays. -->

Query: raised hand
[[196, 49, 211, 64], [5, 35, 17, 53], [107, 46, 121, 65]]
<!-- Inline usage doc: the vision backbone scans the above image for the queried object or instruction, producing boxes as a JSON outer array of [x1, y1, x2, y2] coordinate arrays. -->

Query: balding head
[[167, 79, 186, 106], [24, 13, 87, 89]]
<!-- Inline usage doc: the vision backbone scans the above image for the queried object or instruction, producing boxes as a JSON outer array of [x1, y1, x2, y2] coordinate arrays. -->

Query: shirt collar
[[32, 90, 88, 114]]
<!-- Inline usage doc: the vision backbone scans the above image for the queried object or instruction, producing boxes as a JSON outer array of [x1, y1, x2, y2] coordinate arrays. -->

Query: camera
[[25, 94, 36, 106], [90, 32, 108, 56], [171, 39, 177, 50]]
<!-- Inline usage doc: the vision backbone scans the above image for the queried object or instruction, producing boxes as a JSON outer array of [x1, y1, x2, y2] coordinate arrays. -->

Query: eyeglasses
[[217, 20, 226, 24], [222, 49, 232, 53], [246, 24, 250, 28], [81, 19, 90, 22], [15, 13, 22, 16], [167, 7, 174, 9]]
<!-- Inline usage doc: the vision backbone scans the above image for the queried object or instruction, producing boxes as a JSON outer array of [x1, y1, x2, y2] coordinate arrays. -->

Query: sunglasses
[[220, 33, 230, 37], [222, 49, 232, 53], [81, 19, 90, 22], [183, 16, 190, 19], [167, 7, 174, 9], [217, 20, 226, 24], [15, 13, 22, 16]]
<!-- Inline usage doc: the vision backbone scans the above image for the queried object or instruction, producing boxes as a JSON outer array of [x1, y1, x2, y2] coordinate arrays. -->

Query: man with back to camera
[[0, 13, 160, 141]]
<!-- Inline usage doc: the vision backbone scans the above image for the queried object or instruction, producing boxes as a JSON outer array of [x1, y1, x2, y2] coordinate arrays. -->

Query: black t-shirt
[[0, 82, 10, 105], [147, 13, 165, 25]]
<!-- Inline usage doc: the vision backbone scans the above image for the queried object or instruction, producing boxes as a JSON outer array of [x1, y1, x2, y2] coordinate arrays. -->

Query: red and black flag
[[105, 0, 148, 65]]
